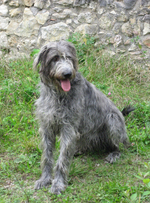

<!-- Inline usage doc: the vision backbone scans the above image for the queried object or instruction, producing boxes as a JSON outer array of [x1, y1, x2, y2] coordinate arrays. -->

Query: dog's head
[[33, 40, 78, 92]]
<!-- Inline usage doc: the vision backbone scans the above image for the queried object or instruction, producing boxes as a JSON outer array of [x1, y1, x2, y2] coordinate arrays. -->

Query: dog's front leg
[[35, 127, 56, 190], [51, 126, 76, 194]]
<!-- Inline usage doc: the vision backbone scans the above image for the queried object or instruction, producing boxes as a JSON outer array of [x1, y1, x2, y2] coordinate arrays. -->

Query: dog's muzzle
[[60, 70, 73, 92], [54, 59, 75, 92]]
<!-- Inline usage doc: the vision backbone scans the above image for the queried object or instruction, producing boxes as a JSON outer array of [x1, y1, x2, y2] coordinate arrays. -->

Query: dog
[[33, 40, 134, 194]]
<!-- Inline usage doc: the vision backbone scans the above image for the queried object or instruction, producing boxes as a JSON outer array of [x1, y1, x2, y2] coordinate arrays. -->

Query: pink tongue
[[60, 79, 71, 92]]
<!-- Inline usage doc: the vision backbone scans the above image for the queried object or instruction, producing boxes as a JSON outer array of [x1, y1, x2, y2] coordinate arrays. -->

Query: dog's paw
[[34, 176, 52, 190], [74, 149, 84, 157], [50, 181, 66, 195], [105, 151, 121, 164]]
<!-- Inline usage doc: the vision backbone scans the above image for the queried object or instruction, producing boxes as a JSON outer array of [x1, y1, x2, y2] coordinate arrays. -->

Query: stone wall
[[0, 0, 150, 62]]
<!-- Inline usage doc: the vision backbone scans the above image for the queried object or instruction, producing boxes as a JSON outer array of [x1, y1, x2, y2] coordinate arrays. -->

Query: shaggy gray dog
[[33, 40, 132, 194]]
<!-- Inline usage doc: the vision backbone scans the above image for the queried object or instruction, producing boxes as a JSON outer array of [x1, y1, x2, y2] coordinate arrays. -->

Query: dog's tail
[[121, 106, 135, 116]]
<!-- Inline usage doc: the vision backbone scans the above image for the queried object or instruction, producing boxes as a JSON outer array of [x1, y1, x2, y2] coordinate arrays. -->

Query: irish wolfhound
[[33, 40, 134, 194]]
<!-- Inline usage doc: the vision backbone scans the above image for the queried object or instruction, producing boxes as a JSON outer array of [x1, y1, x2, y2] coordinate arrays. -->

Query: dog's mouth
[[54, 71, 75, 92], [60, 79, 71, 92]]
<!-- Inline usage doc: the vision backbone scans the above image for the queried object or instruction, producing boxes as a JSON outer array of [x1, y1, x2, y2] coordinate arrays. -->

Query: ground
[[0, 35, 150, 202]]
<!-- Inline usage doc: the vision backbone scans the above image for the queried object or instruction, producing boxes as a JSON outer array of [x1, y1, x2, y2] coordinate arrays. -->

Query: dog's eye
[[66, 56, 72, 60], [52, 56, 59, 62]]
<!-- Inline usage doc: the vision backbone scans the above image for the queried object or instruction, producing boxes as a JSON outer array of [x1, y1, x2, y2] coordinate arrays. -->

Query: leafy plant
[[30, 49, 40, 57], [134, 162, 150, 201], [68, 33, 97, 64]]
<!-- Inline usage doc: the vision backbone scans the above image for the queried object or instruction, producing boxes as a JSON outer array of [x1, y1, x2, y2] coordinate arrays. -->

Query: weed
[[30, 49, 40, 57], [68, 33, 98, 64]]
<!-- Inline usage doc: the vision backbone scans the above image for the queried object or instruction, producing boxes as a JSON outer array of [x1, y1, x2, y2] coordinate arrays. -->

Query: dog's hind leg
[[105, 151, 121, 163], [104, 113, 128, 163], [34, 127, 56, 190], [51, 125, 76, 194]]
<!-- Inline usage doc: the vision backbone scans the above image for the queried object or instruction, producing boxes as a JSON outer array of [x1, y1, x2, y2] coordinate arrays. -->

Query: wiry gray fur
[[33, 40, 129, 194]]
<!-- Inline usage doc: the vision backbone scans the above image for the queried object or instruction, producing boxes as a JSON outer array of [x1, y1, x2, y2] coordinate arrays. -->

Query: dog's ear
[[33, 45, 48, 71]]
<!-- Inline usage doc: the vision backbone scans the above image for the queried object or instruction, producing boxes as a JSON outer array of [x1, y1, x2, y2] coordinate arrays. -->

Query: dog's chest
[[38, 94, 76, 124]]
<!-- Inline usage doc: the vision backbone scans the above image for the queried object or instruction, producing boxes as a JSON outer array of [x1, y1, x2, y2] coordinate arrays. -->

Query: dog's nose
[[63, 71, 72, 79]]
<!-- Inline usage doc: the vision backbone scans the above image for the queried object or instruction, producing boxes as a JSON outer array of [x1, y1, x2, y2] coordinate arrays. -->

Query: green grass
[[0, 35, 150, 202]]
